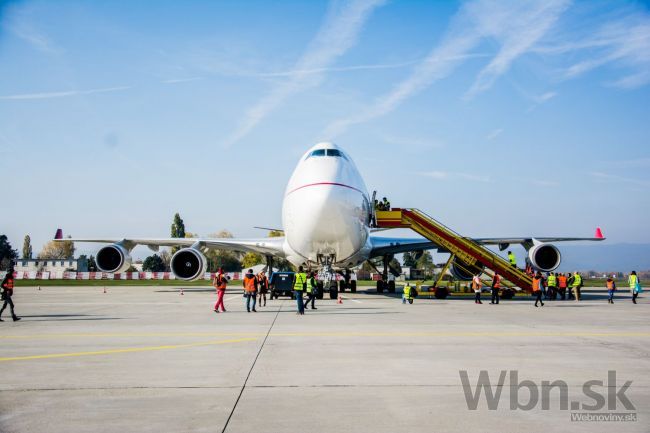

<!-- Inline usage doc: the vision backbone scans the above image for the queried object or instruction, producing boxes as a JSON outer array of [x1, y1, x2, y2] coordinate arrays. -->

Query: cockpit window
[[306, 148, 347, 160]]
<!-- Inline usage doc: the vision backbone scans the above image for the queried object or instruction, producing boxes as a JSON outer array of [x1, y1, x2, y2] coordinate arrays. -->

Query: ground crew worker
[[304, 271, 317, 310], [507, 251, 517, 268], [381, 197, 390, 211], [566, 273, 575, 299], [606, 277, 616, 304], [547, 272, 557, 300], [490, 272, 500, 304], [572, 271, 583, 301], [257, 271, 269, 307], [213, 268, 228, 313], [472, 274, 483, 304], [557, 273, 568, 300], [293, 266, 307, 315], [242, 269, 258, 312], [403, 282, 415, 304], [629, 271, 641, 304], [532, 272, 544, 307], [0, 268, 20, 322]]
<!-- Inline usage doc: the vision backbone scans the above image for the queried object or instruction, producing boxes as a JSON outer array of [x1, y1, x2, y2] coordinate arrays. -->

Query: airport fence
[[2, 271, 243, 281]]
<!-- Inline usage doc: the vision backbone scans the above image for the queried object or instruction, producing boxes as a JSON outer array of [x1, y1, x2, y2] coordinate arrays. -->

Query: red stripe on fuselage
[[286, 182, 365, 196]]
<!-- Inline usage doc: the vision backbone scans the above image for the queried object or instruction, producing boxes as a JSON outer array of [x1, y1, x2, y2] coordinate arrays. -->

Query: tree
[[38, 236, 75, 259], [416, 251, 435, 277], [88, 255, 97, 272], [389, 257, 402, 274], [266, 230, 294, 271], [22, 235, 33, 259], [159, 249, 171, 271], [402, 251, 417, 267], [0, 235, 18, 270], [241, 252, 263, 268], [143, 254, 166, 272], [170, 213, 186, 253]]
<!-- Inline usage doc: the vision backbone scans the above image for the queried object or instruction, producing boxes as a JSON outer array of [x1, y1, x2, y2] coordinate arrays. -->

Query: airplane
[[56, 142, 604, 298]]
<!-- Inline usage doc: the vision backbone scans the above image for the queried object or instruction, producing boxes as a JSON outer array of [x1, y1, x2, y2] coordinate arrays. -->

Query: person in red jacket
[[1, 268, 21, 322], [213, 268, 229, 313]]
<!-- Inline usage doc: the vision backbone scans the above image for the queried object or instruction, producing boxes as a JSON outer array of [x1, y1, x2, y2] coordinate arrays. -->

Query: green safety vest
[[547, 275, 557, 286], [572, 274, 582, 287], [294, 273, 307, 291], [403, 285, 413, 299], [508, 254, 516, 265], [628, 275, 638, 289], [307, 278, 316, 293]]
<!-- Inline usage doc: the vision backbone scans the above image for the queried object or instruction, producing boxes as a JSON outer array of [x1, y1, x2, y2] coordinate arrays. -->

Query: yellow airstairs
[[375, 208, 533, 292]]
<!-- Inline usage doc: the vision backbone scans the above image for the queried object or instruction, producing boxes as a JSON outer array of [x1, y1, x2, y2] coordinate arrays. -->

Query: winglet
[[54, 228, 63, 240], [595, 227, 604, 239]]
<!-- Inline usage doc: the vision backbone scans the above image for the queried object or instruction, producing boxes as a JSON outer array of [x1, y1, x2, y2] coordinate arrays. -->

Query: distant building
[[14, 258, 88, 273]]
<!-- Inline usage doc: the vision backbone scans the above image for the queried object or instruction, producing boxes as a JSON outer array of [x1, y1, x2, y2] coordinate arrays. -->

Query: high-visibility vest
[[547, 275, 557, 287], [403, 285, 413, 299], [294, 273, 307, 291], [508, 253, 516, 265], [558, 276, 567, 288], [215, 274, 227, 290], [606, 280, 615, 290], [572, 274, 582, 287], [628, 275, 638, 288], [472, 277, 482, 291], [243, 275, 257, 292], [532, 278, 542, 292], [307, 277, 316, 293], [492, 275, 501, 288]]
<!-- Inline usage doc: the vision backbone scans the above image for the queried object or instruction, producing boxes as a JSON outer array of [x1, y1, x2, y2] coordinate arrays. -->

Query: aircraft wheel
[[316, 281, 324, 300], [376, 280, 384, 293], [434, 287, 449, 299], [351, 280, 357, 293], [388, 280, 396, 293], [501, 289, 515, 300], [329, 284, 338, 300], [339, 280, 346, 292]]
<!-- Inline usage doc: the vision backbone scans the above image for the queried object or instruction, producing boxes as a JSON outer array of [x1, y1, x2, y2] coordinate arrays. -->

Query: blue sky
[[1, 0, 649, 258]]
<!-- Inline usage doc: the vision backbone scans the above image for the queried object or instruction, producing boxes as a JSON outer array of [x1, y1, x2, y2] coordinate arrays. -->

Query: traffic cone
[[337, 295, 343, 304], [180, 288, 184, 296]]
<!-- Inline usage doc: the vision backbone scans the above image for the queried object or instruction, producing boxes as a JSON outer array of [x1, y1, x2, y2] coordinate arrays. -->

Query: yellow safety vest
[[403, 285, 413, 299], [547, 275, 557, 286], [294, 273, 307, 291], [628, 274, 638, 289], [572, 274, 582, 287], [508, 254, 516, 265]]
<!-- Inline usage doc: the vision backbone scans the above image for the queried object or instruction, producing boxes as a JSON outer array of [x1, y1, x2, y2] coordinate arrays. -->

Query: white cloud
[[486, 128, 503, 140], [0, 86, 131, 100], [419, 171, 491, 183], [222, 0, 387, 148], [590, 172, 650, 188], [161, 77, 203, 84], [323, 0, 569, 138]]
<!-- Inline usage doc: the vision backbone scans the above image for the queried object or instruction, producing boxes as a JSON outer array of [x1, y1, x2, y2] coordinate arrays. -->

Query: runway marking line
[[0, 337, 257, 363]]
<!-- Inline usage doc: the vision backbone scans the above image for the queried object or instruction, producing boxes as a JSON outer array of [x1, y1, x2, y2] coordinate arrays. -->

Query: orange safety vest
[[558, 276, 567, 288], [215, 274, 227, 290], [532, 278, 542, 292], [243, 275, 257, 293], [606, 280, 615, 290], [492, 275, 501, 288]]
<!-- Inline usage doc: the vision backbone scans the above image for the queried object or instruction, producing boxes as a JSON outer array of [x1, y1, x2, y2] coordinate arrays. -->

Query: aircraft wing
[[369, 230, 605, 257], [55, 234, 285, 257]]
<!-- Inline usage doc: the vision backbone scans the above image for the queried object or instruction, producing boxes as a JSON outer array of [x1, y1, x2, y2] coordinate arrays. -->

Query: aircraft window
[[326, 149, 341, 157], [309, 149, 326, 157]]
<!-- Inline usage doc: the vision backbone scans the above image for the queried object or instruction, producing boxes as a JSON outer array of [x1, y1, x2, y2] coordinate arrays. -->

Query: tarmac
[[0, 285, 648, 433]]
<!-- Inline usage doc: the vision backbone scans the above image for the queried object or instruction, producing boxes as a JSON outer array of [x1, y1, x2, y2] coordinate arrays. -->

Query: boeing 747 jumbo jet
[[57, 142, 603, 298]]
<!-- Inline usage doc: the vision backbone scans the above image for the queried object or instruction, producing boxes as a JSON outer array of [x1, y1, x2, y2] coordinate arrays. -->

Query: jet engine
[[170, 248, 207, 281], [449, 258, 484, 281], [528, 243, 561, 272], [96, 244, 132, 273]]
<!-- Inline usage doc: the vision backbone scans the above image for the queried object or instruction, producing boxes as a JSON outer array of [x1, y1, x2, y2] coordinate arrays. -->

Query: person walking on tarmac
[[572, 271, 583, 301], [0, 268, 20, 322], [507, 251, 517, 268], [547, 272, 558, 300], [304, 272, 318, 310], [472, 274, 483, 304], [532, 272, 544, 307], [242, 269, 258, 312], [606, 276, 616, 304], [490, 272, 501, 304], [629, 271, 641, 304], [213, 268, 229, 313], [557, 273, 568, 300], [403, 282, 415, 304], [293, 266, 307, 315], [257, 271, 269, 307]]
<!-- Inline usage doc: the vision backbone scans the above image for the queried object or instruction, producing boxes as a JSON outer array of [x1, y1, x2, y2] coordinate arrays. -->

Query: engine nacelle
[[96, 244, 132, 273], [450, 258, 484, 281], [528, 243, 561, 272], [171, 248, 207, 281]]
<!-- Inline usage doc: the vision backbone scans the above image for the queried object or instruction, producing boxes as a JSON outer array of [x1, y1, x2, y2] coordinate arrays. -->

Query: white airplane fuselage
[[281, 143, 373, 269]]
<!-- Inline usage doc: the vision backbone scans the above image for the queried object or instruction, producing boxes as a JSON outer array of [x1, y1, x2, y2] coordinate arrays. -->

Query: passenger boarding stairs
[[375, 209, 533, 292]]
